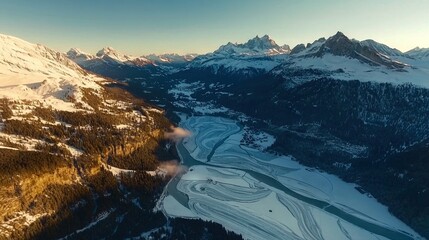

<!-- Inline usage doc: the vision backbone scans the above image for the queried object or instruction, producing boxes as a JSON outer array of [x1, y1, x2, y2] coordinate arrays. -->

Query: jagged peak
[[245, 34, 277, 47], [67, 48, 90, 57], [334, 31, 347, 37], [314, 37, 326, 44], [96, 46, 120, 57], [260, 34, 271, 40], [213, 34, 290, 56], [327, 31, 351, 43], [290, 43, 306, 54], [68, 47, 83, 53]]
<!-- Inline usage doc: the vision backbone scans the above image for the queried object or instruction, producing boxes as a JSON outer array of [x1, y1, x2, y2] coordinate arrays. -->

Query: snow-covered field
[[162, 116, 422, 240]]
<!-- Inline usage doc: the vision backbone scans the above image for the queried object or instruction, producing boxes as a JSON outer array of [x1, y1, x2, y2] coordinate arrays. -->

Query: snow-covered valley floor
[[162, 116, 422, 240]]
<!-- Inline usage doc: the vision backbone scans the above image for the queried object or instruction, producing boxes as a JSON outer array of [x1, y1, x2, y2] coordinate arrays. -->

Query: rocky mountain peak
[[96, 46, 120, 57], [290, 44, 306, 54], [322, 31, 355, 56], [244, 34, 286, 51], [214, 35, 290, 56], [67, 48, 89, 58]]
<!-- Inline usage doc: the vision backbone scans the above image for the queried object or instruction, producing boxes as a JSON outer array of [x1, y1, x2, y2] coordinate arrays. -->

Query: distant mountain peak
[[68, 47, 83, 53], [406, 46, 429, 59], [145, 53, 197, 64], [244, 34, 279, 50], [96, 46, 120, 57], [259, 34, 271, 40], [288, 32, 407, 69], [67, 48, 90, 58], [332, 31, 347, 39], [326, 31, 352, 45], [214, 35, 290, 56], [316, 32, 356, 57]]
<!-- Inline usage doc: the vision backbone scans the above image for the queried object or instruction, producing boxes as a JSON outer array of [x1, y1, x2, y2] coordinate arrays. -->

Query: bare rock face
[[319, 31, 355, 56], [290, 43, 306, 54]]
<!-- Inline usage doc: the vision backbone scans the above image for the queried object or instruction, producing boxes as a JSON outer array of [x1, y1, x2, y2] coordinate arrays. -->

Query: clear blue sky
[[0, 0, 428, 55]]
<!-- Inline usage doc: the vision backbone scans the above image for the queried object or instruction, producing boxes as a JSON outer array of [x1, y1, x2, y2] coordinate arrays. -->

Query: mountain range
[[67, 47, 196, 67], [66, 31, 429, 89]]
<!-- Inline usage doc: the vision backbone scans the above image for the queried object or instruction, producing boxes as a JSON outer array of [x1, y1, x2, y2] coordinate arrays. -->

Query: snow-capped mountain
[[145, 53, 198, 64], [67, 47, 199, 78], [186, 35, 290, 75], [68, 46, 153, 68], [66, 47, 96, 65], [67, 46, 162, 80], [0, 34, 103, 111], [96, 47, 153, 66], [96, 46, 132, 63], [214, 34, 290, 56], [64, 31, 429, 89], [406, 47, 429, 59], [68, 47, 197, 68]]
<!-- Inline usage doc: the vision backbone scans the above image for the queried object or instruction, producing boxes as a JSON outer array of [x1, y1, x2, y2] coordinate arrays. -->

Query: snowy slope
[[0, 34, 103, 111], [279, 53, 429, 88], [188, 56, 282, 74]]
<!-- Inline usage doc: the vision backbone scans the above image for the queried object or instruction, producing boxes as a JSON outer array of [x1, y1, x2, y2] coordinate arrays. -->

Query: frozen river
[[162, 116, 421, 240]]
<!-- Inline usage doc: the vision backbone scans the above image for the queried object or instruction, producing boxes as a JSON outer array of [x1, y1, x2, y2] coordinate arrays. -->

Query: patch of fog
[[164, 126, 191, 142], [157, 160, 183, 176]]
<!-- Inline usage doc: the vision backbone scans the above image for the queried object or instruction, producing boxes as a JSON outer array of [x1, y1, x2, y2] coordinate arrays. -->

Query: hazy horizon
[[1, 0, 428, 55]]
